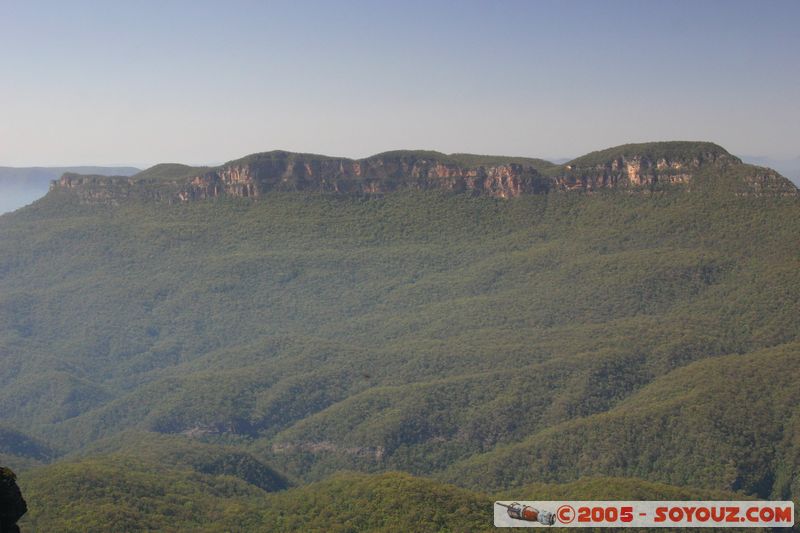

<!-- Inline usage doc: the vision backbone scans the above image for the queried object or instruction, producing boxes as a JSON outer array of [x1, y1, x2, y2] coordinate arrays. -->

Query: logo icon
[[557, 504, 576, 524], [496, 502, 556, 525]]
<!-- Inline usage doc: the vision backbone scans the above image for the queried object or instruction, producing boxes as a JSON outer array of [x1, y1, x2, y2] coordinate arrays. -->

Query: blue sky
[[0, 0, 798, 166]]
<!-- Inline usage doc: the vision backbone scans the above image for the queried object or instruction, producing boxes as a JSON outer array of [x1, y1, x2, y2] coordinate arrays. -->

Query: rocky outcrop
[[49, 143, 799, 205], [271, 441, 386, 461], [172, 155, 545, 201], [739, 167, 799, 195], [554, 156, 695, 190], [552, 149, 731, 191], [53, 173, 174, 204]]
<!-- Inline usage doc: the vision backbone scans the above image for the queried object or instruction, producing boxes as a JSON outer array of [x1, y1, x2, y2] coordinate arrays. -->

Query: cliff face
[[552, 151, 729, 191], [556, 156, 692, 190], [55, 174, 174, 204], [174, 155, 545, 201], [49, 143, 798, 205]]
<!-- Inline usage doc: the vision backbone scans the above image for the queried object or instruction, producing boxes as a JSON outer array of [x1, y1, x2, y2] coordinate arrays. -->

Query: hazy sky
[[1, 0, 798, 167]]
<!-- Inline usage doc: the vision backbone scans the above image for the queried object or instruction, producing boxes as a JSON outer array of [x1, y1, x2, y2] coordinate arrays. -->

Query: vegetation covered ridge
[[18, 458, 750, 532], [48, 141, 798, 205], [3, 176, 799, 528]]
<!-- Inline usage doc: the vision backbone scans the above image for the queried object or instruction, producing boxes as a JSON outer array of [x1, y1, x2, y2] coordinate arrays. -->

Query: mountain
[[20, 464, 492, 532], [1, 141, 798, 530], [19, 463, 747, 532], [741, 155, 800, 187], [0, 166, 140, 215], [444, 342, 800, 496], [48, 141, 796, 205]]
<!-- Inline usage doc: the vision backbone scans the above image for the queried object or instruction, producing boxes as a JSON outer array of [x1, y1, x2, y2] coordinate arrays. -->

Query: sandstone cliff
[[49, 142, 798, 205]]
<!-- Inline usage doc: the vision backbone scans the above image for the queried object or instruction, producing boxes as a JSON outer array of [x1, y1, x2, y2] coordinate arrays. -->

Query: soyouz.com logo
[[493, 501, 795, 528]]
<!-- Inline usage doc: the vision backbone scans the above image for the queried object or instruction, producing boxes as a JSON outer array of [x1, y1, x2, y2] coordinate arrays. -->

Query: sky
[[0, 0, 798, 167]]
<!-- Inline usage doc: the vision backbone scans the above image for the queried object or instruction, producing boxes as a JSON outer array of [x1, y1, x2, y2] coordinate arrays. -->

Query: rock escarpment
[[49, 142, 798, 205], [175, 154, 549, 201], [550, 142, 795, 194]]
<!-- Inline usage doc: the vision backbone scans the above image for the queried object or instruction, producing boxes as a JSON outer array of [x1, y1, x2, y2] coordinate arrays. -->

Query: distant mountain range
[[45, 142, 797, 207], [3, 148, 796, 215], [0, 166, 139, 214]]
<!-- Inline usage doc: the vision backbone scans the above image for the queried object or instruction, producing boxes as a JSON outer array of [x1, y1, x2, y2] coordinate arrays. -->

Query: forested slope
[[1, 142, 797, 530]]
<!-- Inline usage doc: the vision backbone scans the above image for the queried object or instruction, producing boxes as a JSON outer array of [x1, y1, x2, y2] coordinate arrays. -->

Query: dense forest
[[0, 143, 798, 530]]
